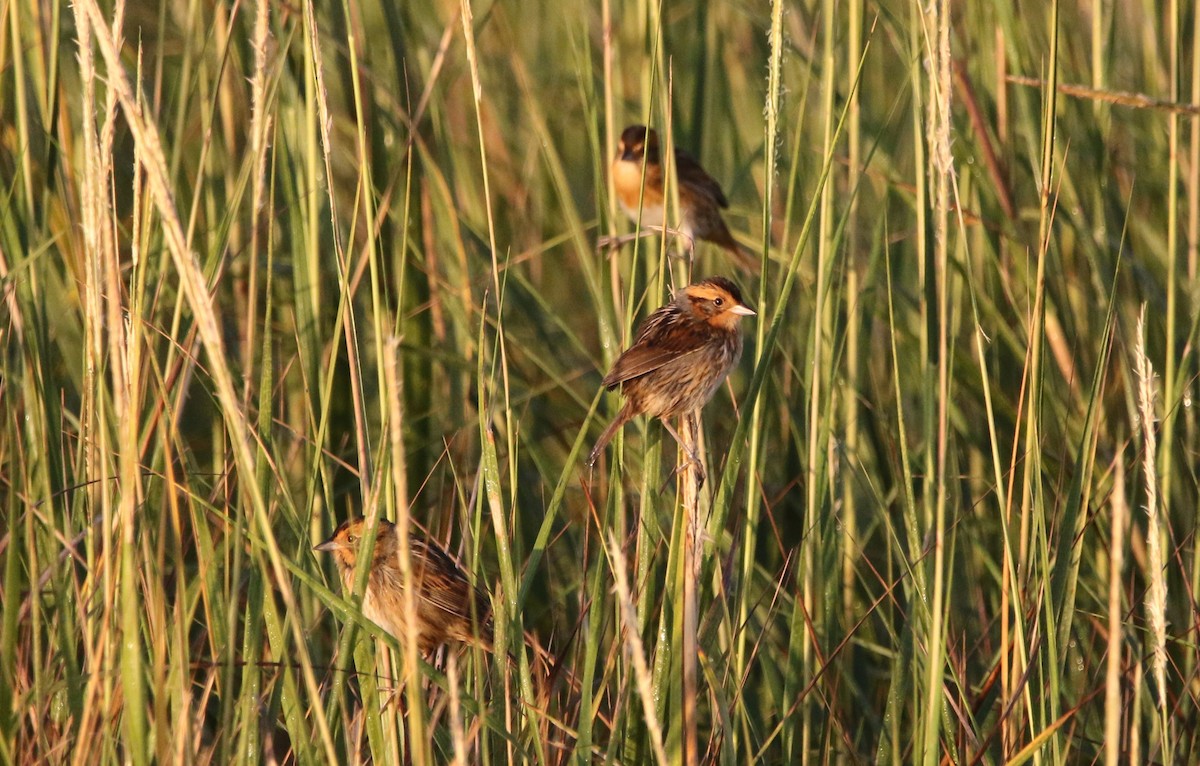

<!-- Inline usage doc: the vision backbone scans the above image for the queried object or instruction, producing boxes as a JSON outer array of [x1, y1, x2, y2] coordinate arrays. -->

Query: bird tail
[[588, 403, 634, 466], [709, 223, 762, 273], [724, 240, 762, 273]]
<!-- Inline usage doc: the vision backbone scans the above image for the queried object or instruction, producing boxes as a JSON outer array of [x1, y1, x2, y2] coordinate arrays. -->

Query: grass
[[2, 0, 1197, 762]]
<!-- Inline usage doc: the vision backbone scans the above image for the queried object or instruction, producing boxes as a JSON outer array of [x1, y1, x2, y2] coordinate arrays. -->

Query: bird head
[[617, 124, 660, 164], [314, 518, 396, 570], [682, 277, 756, 330]]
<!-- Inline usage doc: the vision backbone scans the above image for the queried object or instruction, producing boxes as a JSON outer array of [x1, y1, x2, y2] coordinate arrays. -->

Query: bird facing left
[[611, 125, 757, 270], [315, 518, 494, 656]]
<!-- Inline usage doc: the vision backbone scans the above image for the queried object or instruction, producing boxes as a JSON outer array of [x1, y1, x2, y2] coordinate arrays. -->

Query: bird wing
[[411, 540, 480, 620], [674, 148, 729, 209], [601, 305, 709, 389]]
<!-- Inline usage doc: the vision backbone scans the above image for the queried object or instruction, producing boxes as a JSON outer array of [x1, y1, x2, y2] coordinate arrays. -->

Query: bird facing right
[[588, 276, 755, 467]]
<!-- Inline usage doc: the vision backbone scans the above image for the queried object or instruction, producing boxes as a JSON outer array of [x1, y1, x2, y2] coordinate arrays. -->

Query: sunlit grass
[[2, 0, 1196, 762]]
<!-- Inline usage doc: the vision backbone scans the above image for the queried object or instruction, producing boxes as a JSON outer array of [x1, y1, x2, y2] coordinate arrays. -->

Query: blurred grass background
[[2, 0, 1197, 762]]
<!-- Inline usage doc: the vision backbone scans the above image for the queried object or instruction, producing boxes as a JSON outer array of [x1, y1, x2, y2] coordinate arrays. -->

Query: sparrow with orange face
[[315, 518, 493, 655], [609, 125, 757, 269], [588, 276, 755, 468]]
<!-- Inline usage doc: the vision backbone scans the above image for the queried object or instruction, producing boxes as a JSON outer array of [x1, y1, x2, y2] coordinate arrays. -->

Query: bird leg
[[660, 418, 705, 486], [682, 233, 697, 263], [597, 225, 695, 258]]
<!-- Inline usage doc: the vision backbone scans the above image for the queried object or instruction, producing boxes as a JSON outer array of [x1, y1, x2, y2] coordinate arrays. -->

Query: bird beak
[[313, 539, 340, 552], [731, 304, 756, 317]]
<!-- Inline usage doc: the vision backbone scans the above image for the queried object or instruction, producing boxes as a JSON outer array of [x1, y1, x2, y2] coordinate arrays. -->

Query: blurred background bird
[[589, 276, 755, 469], [315, 517, 493, 656], [608, 125, 758, 270]]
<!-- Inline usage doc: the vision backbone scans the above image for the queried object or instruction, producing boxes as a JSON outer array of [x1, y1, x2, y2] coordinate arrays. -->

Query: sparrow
[[588, 276, 755, 468], [610, 125, 756, 269], [315, 518, 493, 655]]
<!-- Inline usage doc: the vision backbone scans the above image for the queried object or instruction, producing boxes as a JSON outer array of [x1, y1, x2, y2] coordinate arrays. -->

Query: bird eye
[[713, 297, 724, 307], [347, 534, 357, 544]]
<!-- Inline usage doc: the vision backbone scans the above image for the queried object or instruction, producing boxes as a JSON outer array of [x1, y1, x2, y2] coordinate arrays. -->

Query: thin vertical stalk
[[734, 0, 782, 758], [842, 0, 863, 648], [1104, 457, 1127, 766], [383, 335, 425, 766], [1006, 0, 1060, 759], [680, 413, 701, 766], [919, 0, 952, 760], [69, 0, 119, 758], [610, 532, 670, 766], [904, 0, 933, 758], [1187, 0, 1200, 692], [338, 0, 390, 467], [1160, 0, 1178, 539], [735, 0, 783, 750], [793, 0, 837, 756], [1134, 309, 1170, 760]]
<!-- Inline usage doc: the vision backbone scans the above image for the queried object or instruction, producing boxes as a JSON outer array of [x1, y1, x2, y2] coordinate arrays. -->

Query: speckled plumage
[[588, 276, 755, 466], [315, 518, 493, 655]]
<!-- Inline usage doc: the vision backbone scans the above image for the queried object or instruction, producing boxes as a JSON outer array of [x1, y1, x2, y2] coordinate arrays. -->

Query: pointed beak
[[731, 304, 756, 317], [314, 539, 340, 553]]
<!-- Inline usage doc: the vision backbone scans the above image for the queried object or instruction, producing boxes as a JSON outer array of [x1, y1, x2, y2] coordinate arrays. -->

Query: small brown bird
[[588, 276, 755, 467], [611, 125, 755, 268], [315, 518, 493, 655]]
